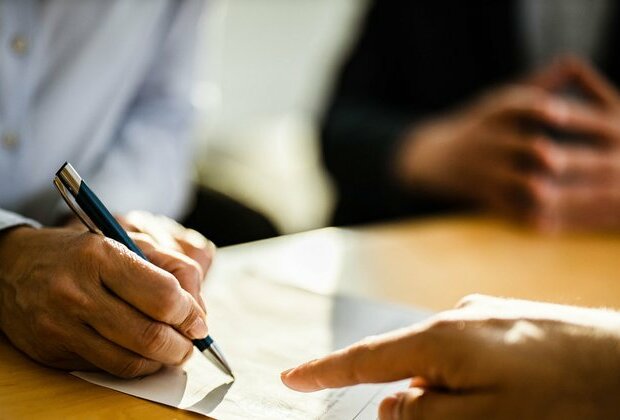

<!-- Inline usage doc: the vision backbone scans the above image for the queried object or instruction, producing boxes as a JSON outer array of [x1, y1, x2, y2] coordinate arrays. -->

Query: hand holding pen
[[54, 163, 232, 376], [0, 210, 212, 377], [65, 210, 216, 313], [0, 163, 231, 378]]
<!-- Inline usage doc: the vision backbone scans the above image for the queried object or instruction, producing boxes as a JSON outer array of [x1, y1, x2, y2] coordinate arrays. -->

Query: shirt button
[[10, 35, 28, 56], [2, 132, 20, 150]]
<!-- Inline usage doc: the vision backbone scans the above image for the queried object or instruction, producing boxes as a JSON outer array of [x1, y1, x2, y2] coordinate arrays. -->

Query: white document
[[73, 268, 431, 419]]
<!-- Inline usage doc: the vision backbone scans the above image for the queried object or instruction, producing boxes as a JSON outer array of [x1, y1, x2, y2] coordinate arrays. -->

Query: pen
[[53, 162, 233, 377]]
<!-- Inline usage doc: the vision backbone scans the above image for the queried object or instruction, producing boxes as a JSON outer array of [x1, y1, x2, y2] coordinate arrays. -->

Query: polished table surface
[[2, 216, 620, 419]]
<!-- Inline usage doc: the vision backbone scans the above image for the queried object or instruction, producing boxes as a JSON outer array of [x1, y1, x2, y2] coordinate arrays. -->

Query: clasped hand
[[398, 56, 620, 231]]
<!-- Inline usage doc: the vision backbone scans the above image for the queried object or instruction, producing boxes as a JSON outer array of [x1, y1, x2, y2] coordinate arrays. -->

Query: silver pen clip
[[53, 176, 102, 235]]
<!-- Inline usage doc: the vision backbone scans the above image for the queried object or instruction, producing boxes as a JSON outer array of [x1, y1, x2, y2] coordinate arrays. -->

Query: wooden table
[[2, 216, 620, 419]]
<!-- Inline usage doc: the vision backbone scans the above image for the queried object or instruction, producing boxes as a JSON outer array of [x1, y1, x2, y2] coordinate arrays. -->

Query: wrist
[[0, 225, 37, 330], [0, 225, 42, 285]]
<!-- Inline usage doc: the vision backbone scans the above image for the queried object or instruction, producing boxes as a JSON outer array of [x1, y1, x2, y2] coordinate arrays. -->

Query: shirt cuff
[[0, 209, 42, 232]]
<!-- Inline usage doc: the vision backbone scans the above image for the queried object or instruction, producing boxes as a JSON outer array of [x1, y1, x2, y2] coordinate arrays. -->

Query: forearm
[[322, 99, 465, 224], [321, 98, 413, 189]]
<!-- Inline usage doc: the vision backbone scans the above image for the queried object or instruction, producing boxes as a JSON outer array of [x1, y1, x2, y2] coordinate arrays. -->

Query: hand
[[65, 210, 215, 278], [282, 295, 620, 419], [524, 57, 620, 231], [395, 83, 568, 229], [120, 211, 215, 279], [0, 226, 208, 378], [396, 57, 620, 232]]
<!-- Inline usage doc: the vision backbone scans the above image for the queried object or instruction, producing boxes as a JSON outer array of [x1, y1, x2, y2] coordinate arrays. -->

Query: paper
[[73, 348, 233, 410], [73, 267, 431, 419]]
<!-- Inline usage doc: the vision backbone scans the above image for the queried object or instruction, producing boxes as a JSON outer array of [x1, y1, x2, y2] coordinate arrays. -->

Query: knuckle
[[175, 300, 201, 333], [529, 138, 558, 171], [423, 313, 469, 342], [139, 322, 171, 356], [49, 277, 91, 310], [33, 313, 65, 342], [176, 342, 194, 366], [181, 258, 202, 282], [346, 336, 389, 384], [344, 344, 369, 384], [529, 136, 550, 157], [47, 274, 69, 297], [101, 236, 130, 258], [529, 98, 553, 119], [151, 281, 182, 322], [499, 85, 543, 110], [78, 234, 105, 260], [115, 357, 154, 379], [184, 261, 203, 290]]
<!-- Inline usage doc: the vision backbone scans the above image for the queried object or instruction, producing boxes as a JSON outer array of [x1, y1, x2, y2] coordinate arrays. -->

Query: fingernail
[[188, 317, 208, 339], [392, 392, 405, 420]]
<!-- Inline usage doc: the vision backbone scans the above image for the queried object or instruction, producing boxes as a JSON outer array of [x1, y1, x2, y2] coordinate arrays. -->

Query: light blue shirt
[[0, 0, 204, 231]]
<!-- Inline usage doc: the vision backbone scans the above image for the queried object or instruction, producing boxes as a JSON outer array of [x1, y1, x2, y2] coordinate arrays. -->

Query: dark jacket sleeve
[[321, 1, 418, 225]]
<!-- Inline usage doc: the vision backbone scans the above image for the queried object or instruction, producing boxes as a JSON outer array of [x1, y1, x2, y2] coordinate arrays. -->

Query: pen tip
[[204, 342, 234, 378]]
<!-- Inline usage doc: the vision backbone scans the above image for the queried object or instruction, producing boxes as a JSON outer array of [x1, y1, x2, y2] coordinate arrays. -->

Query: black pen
[[53, 162, 233, 377]]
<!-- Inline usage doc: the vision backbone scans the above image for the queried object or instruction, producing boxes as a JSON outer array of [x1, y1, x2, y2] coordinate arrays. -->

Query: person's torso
[[377, 0, 620, 115]]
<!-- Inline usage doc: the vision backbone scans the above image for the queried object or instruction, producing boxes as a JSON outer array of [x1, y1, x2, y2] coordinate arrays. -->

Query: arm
[[86, 0, 204, 219], [321, 1, 421, 225]]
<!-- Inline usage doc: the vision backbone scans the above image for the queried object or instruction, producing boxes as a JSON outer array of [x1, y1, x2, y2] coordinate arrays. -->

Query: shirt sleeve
[[0, 209, 41, 232], [85, 0, 205, 220], [321, 1, 462, 225]]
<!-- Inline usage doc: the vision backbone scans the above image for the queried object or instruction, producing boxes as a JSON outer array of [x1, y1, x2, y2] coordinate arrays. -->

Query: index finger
[[131, 233, 206, 311], [96, 237, 208, 340], [281, 326, 433, 392]]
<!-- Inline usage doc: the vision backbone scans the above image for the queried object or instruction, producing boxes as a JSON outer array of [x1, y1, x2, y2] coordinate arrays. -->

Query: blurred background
[[191, 0, 369, 235]]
